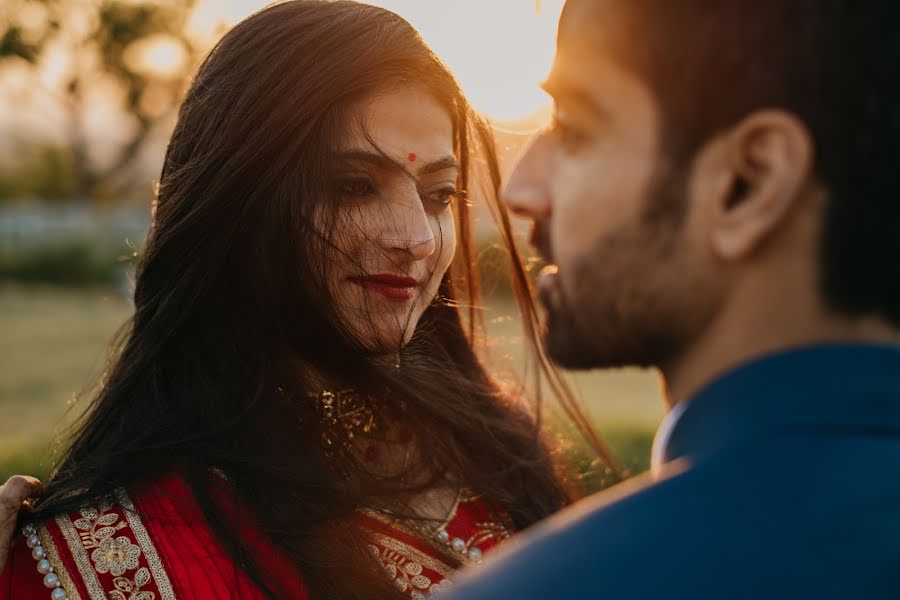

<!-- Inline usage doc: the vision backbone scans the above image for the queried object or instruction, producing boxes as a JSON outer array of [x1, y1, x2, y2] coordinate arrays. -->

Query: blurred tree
[[0, 0, 201, 203]]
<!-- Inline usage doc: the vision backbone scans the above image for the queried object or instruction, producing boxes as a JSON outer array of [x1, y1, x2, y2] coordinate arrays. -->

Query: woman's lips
[[348, 273, 419, 301]]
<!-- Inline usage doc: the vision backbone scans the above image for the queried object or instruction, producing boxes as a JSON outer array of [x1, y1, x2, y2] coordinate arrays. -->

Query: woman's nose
[[386, 190, 437, 260]]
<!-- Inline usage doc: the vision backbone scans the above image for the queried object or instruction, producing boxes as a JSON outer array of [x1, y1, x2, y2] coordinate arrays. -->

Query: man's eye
[[550, 116, 588, 152], [337, 177, 377, 197]]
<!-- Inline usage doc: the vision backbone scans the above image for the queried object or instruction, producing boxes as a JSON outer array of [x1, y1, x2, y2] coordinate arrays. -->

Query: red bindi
[[408, 152, 417, 162]]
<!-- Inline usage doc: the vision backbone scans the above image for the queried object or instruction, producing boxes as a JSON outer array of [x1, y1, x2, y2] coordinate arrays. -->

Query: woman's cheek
[[436, 212, 457, 280]]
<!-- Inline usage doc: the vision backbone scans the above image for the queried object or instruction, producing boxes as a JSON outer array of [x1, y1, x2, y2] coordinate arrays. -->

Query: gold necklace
[[307, 388, 381, 464]]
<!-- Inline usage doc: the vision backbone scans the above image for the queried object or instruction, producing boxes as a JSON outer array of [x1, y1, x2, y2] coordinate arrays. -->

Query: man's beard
[[539, 165, 706, 370]]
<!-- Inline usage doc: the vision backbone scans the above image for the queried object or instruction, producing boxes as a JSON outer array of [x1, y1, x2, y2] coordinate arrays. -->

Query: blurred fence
[[0, 202, 149, 289], [0, 202, 150, 252]]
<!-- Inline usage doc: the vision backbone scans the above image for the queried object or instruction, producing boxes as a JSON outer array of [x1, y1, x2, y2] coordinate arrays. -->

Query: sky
[[0, 0, 566, 171], [188, 0, 566, 122]]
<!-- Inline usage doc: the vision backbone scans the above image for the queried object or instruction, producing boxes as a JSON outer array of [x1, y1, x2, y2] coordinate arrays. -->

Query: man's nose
[[502, 132, 554, 221]]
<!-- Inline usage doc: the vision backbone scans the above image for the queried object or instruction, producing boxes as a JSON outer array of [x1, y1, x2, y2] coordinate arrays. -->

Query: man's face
[[505, 1, 719, 369]]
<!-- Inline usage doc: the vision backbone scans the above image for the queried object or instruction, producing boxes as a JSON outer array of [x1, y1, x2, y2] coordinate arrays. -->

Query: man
[[447, 0, 900, 598]]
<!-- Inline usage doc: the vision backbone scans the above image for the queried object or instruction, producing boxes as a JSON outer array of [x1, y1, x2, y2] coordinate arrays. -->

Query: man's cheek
[[553, 181, 597, 245]]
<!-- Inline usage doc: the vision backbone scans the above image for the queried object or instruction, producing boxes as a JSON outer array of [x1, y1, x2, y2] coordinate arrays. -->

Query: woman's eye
[[337, 177, 377, 197], [424, 187, 460, 207]]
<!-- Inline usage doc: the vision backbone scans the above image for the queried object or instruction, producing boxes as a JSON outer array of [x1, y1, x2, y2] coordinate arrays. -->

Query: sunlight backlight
[[188, 0, 564, 123], [124, 35, 187, 79], [368, 0, 563, 122]]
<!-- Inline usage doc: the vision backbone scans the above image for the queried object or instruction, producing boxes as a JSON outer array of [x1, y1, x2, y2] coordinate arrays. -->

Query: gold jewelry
[[308, 389, 380, 462]]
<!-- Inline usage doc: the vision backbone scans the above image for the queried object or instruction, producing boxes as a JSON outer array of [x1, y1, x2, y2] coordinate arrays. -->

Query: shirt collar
[[657, 343, 900, 467], [651, 401, 688, 476]]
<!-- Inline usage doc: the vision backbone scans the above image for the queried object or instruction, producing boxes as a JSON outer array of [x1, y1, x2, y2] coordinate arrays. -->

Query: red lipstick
[[349, 273, 419, 301]]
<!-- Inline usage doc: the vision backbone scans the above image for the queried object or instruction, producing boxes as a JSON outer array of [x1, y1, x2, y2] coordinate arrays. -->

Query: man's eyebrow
[[332, 150, 459, 175], [540, 77, 605, 117]]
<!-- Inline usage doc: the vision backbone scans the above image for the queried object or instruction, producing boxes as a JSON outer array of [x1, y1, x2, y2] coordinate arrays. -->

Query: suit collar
[[662, 343, 900, 465]]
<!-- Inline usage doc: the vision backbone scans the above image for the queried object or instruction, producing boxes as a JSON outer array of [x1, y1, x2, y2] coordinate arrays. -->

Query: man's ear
[[704, 110, 814, 260]]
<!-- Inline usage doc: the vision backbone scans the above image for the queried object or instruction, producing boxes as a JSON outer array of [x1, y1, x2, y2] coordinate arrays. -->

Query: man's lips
[[537, 264, 560, 295], [529, 221, 560, 293], [348, 273, 419, 301]]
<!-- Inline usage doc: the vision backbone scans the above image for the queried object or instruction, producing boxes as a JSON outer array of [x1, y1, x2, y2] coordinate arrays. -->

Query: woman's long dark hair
[[29, 2, 619, 598]]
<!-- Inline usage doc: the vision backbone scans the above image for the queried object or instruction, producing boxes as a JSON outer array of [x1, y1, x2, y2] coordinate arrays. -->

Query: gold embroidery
[[56, 491, 176, 600], [118, 490, 177, 600], [360, 495, 512, 566], [36, 523, 85, 600], [91, 536, 141, 576], [367, 542, 453, 599], [73, 504, 152, 599], [467, 521, 511, 549], [57, 514, 107, 600], [369, 533, 455, 580], [108, 567, 155, 600]]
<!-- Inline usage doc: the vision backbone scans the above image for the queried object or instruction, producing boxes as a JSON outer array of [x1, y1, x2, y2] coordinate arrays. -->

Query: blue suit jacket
[[445, 345, 900, 599]]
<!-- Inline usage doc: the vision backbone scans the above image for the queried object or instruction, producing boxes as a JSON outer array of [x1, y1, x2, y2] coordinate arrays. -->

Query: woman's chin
[[343, 313, 421, 356], [354, 331, 410, 358]]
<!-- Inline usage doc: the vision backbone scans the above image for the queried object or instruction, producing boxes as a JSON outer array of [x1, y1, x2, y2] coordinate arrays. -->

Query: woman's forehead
[[343, 87, 455, 164]]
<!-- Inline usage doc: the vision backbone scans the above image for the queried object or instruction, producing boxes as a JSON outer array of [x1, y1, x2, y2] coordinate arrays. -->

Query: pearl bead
[[451, 538, 466, 553], [435, 529, 450, 544], [32, 545, 46, 560], [23, 523, 35, 534], [43, 572, 59, 588], [468, 547, 483, 562], [37, 558, 52, 574], [26, 534, 40, 549], [51, 587, 68, 600]]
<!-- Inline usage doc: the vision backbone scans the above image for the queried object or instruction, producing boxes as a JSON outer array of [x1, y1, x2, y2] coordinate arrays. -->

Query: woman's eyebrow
[[419, 155, 460, 175], [333, 150, 459, 175], [333, 150, 396, 171]]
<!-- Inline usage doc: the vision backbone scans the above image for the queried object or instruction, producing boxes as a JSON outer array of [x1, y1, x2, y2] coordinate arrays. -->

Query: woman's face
[[324, 86, 459, 352]]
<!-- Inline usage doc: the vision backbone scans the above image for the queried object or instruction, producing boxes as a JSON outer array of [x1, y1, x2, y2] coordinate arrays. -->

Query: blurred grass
[[481, 300, 662, 489], [0, 242, 132, 287], [0, 286, 132, 480], [0, 285, 663, 492]]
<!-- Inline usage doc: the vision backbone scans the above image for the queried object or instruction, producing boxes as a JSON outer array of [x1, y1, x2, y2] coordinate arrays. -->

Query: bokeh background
[[0, 0, 663, 491]]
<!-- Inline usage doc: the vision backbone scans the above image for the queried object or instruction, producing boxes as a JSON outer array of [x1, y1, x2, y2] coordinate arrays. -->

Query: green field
[[0, 286, 663, 488], [0, 286, 133, 478]]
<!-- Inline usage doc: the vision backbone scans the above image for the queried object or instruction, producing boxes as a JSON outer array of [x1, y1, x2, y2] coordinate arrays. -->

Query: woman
[[0, 2, 616, 599]]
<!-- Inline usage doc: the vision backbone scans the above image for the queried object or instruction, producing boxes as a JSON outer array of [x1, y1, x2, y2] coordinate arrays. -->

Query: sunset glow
[[190, 0, 564, 123], [369, 0, 563, 122], [124, 35, 188, 79]]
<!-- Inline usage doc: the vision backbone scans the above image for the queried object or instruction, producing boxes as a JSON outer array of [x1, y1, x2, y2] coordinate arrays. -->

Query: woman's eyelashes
[[422, 186, 460, 208], [337, 174, 459, 209], [337, 175, 378, 197]]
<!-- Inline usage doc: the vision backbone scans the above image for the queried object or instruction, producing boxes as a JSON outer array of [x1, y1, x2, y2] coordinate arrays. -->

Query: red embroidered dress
[[0, 473, 511, 599]]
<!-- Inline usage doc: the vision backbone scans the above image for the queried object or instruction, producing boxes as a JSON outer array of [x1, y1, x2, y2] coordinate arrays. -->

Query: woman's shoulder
[[0, 472, 307, 600]]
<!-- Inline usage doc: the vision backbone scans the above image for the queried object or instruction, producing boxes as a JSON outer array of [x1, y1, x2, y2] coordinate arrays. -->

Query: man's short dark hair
[[592, 0, 900, 326]]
